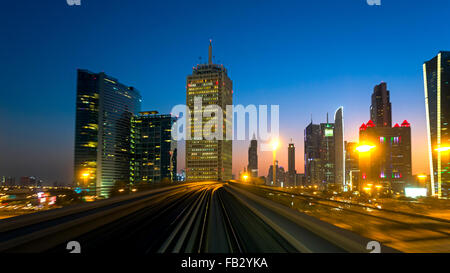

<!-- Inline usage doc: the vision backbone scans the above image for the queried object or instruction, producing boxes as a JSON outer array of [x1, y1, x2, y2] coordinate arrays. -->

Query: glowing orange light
[[435, 146, 450, 152], [271, 139, 279, 151], [356, 145, 376, 153]]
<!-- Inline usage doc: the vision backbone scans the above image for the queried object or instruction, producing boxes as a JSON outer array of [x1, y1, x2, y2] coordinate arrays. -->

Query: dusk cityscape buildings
[[3, 1, 450, 257], [17, 47, 449, 201]]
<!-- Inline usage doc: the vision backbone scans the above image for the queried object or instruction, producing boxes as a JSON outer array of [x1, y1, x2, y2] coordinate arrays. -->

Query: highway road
[[0, 182, 395, 253]]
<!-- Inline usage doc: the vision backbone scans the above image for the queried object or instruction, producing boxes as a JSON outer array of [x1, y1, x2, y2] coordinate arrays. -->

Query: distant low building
[[1, 176, 15, 186], [19, 176, 42, 187]]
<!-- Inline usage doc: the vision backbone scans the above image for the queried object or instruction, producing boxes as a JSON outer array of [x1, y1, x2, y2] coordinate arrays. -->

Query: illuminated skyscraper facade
[[130, 111, 177, 184], [423, 51, 450, 198], [74, 69, 141, 197], [186, 42, 233, 181]]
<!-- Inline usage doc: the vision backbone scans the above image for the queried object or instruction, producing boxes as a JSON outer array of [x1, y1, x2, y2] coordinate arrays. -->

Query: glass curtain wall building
[[423, 51, 450, 198], [130, 111, 177, 184], [74, 69, 141, 197]]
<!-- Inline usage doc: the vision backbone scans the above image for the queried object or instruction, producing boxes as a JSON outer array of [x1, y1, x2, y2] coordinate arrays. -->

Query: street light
[[271, 139, 279, 186], [356, 144, 376, 192], [81, 172, 89, 186], [434, 146, 450, 152], [243, 174, 249, 183]]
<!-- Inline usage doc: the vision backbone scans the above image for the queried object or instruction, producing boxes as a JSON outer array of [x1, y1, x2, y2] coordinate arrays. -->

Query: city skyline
[[1, 1, 450, 184]]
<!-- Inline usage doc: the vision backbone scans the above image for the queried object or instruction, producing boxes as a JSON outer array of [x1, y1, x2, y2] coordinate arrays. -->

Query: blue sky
[[0, 0, 449, 184]]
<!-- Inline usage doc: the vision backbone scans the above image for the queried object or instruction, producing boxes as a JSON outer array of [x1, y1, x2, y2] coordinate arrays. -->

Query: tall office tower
[[345, 141, 359, 191], [130, 111, 177, 184], [74, 69, 141, 197], [304, 115, 336, 188], [186, 41, 233, 181], [423, 51, 450, 198], [248, 135, 258, 178], [359, 120, 412, 193], [319, 119, 335, 186], [370, 82, 392, 127], [334, 107, 345, 190], [288, 142, 296, 186], [304, 122, 321, 185]]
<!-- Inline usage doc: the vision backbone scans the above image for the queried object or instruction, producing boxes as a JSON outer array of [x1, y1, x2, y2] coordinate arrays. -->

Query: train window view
[[0, 0, 449, 270]]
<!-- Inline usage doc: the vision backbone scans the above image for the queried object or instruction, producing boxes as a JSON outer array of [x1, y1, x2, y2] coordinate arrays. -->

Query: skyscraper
[[74, 69, 141, 197], [288, 142, 296, 186], [304, 115, 335, 188], [334, 107, 345, 190], [319, 119, 335, 186], [359, 120, 412, 193], [423, 51, 450, 198], [304, 122, 321, 185], [130, 111, 177, 184], [186, 41, 233, 181], [248, 135, 258, 178], [370, 82, 392, 127]]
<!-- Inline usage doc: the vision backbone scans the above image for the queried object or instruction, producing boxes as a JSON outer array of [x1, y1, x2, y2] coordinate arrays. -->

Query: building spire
[[208, 39, 212, 64]]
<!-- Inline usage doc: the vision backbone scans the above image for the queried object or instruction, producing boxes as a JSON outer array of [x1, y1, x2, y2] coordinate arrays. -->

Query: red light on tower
[[401, 120, 410, 127], [366, 120, 375, 128], [359, 123, 367, 131], [393, 123, 400, 128]]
